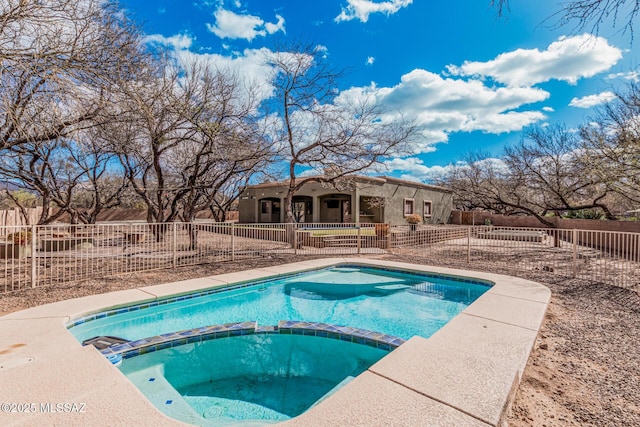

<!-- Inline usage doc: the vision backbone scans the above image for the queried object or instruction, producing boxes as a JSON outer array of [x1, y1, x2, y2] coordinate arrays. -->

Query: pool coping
[[0, 257, 550, 426], [98, 320, 406, 362]]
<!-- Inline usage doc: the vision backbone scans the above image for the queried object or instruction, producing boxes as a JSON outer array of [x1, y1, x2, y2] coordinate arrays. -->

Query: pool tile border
[[277, 320, 405, 350], [97, 320, 405, 360], [340, 264, 494, 287]]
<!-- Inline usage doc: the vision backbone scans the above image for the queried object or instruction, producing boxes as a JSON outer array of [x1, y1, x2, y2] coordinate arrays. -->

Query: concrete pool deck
[[0, 258, 550, 426]]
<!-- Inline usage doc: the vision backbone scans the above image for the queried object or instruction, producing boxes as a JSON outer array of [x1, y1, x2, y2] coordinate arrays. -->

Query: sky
[[119, 0, 639, 182]]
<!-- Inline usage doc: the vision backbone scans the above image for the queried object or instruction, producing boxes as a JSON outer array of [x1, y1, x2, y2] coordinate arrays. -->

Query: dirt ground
[[1, 253, 638, 426]]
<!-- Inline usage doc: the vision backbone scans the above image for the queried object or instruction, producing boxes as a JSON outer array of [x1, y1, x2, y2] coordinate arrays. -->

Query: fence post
[[572, 229, 577, 278], [231, 222, 235, 261], [467, 226, 471, 264], [172, 222, 177, 268], [357, 226, 361, 255], [30, 224, 37, 288], [387, 223, 392, 251], [293, 223, 298, 256]]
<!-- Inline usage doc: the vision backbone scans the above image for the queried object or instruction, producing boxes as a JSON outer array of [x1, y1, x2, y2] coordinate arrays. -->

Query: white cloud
[[606, 70, 640, 82], [315, 45, 329, 59], [371, 69, 548, 133], [264, 14, 286, 35], [366, 56, 375, 66], [335, 0, 413, 23], [331, 67, 549, 155], [448, 34, 622, 87], [206, 8, 285, 41], [569, 91, 617, 108], [144, 33, 193, 50], [174, 47, 276, 101], [380, 157, 452, 182], [156, 33, 616, 158]]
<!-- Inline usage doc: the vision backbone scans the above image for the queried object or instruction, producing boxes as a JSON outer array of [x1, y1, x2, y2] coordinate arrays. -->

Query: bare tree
[[264, 43, 416, 224], [580, 84, 640, 206], [64, 138, 130, 224], [100, 59, 272, 243], [0, 137, 127, 225], [493, 0, 640, 39], [0, 0, 146, 224], [0, 0, 144, 150], [0, 139, 79, 224], [102, 60, 186, 229], [505, 125, 614, 219], [442, 125, 616, 227], [169, 64, 272, 225], [440, 152, 552, 222], [1, 189, 38, 224]]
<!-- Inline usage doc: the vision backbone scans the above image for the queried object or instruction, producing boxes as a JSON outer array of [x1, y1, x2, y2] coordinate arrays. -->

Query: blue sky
[[121, 0, 638, 182]]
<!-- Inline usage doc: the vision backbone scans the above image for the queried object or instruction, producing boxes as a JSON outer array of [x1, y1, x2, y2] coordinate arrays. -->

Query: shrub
[[7, 231, 32, 245], [405, 214, 422, 224]]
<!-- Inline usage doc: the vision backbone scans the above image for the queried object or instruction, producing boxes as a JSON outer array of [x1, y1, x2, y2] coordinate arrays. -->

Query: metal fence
[[0, 222, 639, 293], [391, 225, 640, 288]]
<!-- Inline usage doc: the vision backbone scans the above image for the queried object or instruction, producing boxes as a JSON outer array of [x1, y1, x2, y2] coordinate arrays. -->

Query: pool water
[[119, 334, 388, 426], [69, 265, 491, 426], [71, 266, 490, 343]]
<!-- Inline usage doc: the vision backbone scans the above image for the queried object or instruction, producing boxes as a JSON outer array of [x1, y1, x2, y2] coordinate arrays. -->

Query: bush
[[405, 214, 422, 224], [563, 209, 604, 220], [6, 231, 32, 245]]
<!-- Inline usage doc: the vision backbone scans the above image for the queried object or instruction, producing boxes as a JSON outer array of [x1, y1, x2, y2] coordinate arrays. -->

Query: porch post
[[312, 195, 320, 223], [253, 197, 259, 223], [279, 197, 285, 223], [353, 186, 360, 225]]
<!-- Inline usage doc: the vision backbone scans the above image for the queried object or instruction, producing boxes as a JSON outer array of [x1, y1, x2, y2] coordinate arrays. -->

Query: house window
[[403, 198, 415, 216], [261, 201, 271, 214], [326, 200, 340, 209], [423, 200, 432, 218]]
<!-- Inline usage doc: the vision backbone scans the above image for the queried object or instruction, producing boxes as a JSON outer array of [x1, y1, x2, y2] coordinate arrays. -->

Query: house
[[237, 175, 452, 224]]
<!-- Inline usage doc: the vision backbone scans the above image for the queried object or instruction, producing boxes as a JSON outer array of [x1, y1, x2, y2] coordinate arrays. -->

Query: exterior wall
[[370, 182, 452, 225], [237, 197, 257, 223], [239, 182, 357, 223], [0, 207, 47, 226], [239, 178, 453, 225], [450, 210, 640, 233], [450, 211, 545, 227], [51, 208, 239, 223], [450, 210, 640, 261]]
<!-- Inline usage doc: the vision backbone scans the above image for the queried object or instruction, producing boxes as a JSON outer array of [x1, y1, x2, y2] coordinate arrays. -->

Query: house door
[[259, 199, 281, 223], [320, 197, 351, 223], [292, 197, 313, 223], [342, 200, 351, 222]]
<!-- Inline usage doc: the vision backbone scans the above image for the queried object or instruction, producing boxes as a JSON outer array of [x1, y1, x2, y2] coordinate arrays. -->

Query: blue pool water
[[69, 265, 492, 426], [70, 265, 490, 343], [119, 334, 388, 426]]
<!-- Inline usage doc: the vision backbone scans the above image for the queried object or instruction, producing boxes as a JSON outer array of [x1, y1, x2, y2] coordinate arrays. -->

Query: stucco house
[[237, 175, 452, 225]]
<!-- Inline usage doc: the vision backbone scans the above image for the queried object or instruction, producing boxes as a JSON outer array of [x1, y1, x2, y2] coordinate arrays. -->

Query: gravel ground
[[1, 253, 638, 426]]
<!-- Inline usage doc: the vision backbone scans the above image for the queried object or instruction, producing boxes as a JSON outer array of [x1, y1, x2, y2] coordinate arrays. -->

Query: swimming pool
[[68, 264, 492, 425], [70, 265, 490, 343], [4, 259, 550, 426]]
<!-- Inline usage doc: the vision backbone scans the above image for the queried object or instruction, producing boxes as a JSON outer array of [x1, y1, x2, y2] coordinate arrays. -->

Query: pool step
[[323, 236, 359, 247], [82, 335, 130, 350]]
